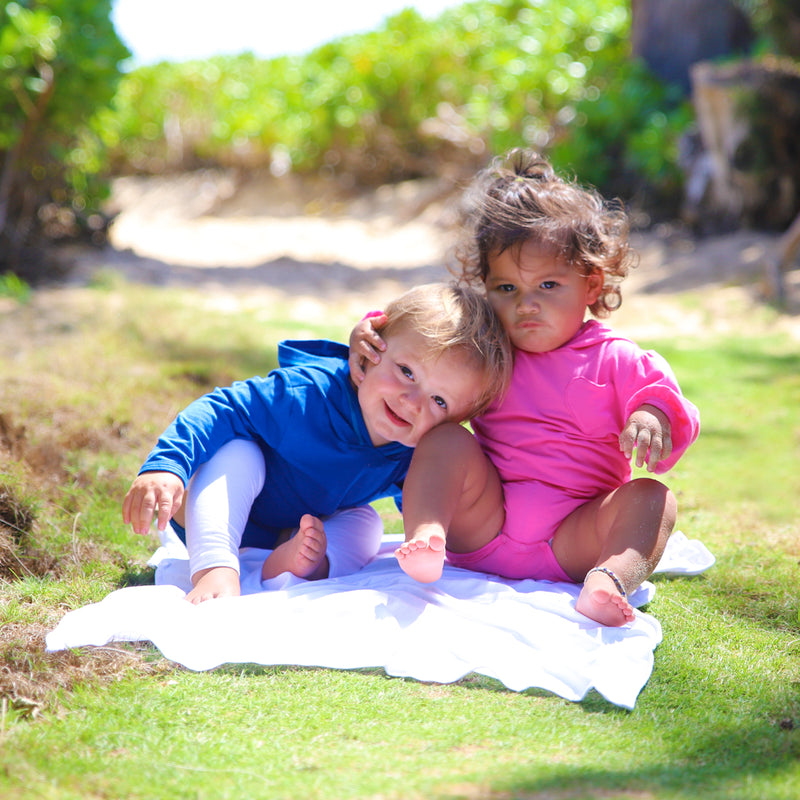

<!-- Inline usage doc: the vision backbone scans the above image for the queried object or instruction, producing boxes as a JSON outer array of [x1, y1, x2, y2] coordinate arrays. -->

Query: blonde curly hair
[[454, 149, 637, 317]]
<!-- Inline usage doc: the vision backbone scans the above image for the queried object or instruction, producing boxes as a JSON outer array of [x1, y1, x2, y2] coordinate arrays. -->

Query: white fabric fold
[[45, 530, 714, 710]]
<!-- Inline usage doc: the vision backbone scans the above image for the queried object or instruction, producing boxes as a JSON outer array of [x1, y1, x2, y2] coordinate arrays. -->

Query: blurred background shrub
[[0, 0, 129, 273], [103, 0, 690, 206], [2, 0, 798, 278]]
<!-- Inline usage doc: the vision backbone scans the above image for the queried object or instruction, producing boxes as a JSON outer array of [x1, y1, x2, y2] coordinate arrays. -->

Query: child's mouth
[[384, 402, 410, 427]]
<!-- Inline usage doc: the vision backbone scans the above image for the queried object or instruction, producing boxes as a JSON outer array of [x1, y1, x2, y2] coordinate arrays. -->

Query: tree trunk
[[630, 0, 754, 94], [685, 58, 800, 232], [763, 211, 800, 305]]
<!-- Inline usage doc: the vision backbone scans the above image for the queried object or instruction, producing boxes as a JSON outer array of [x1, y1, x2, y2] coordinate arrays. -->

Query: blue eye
[[541, 280, 558, 290], [400, 365, 414, 379], [433, 395, 447, 409]]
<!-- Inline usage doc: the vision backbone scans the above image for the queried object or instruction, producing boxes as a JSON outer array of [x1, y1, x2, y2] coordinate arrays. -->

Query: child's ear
[[586, 271, 604, 303]]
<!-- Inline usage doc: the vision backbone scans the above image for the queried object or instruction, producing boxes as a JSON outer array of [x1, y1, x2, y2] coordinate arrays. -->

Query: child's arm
[[122, 470, 185, 535], [348, 312, 387, 385], [617, 345, 700, 472], [619, 404, 673, 472]]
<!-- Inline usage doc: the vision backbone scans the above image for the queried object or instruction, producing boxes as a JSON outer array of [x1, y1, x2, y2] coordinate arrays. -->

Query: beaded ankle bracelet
[[585, 566, 627, 598]]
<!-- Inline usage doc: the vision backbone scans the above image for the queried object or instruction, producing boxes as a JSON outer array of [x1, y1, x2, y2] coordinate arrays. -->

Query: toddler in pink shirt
[[351, 150, 699, 626]]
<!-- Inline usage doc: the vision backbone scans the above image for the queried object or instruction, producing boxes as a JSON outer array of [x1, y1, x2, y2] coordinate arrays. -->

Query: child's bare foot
[[576, 568, 636, 627], [395, 529, 446, 583], [186, 566, 241, 604], [262, 514, 329, 580]]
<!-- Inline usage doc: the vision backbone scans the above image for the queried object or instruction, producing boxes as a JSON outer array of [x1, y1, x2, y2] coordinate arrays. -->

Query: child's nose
[[517, 290, 540, 313], [401, 386, 423, 412]]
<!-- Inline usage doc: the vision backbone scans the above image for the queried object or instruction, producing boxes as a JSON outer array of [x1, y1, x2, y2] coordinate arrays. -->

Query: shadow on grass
[[498, 705, 800, 798], [495, 626, 799, 795], [207, 660, 799, 796], [118, 564, 155, 587], [210, 662, 637, 715], [691, 551, 799, 633], [114, 310, 283, 389], [85, 248, 447, 301], [153, 339, 281, 392]]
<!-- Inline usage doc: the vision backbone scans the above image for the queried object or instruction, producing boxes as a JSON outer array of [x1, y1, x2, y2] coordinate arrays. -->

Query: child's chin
[[391, 430, 416, 448]]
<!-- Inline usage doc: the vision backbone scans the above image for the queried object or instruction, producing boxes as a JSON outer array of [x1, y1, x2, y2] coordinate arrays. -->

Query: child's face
[[485, 240, 603, 353], [357, 326, 484, 447]]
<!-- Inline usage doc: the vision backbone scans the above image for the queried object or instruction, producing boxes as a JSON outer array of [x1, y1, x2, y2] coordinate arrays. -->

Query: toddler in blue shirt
[[122, 283, 511, 603]]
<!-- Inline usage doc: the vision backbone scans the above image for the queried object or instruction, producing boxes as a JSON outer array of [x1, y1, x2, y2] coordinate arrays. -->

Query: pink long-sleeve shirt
[[471, 320, 700, 551]]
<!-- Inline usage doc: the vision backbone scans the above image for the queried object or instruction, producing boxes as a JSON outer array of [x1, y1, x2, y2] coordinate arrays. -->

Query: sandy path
[[70, 170, 799, 339]]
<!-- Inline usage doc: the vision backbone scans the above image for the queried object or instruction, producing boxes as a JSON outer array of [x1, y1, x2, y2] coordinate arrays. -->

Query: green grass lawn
[[0, 277, 798, 799]]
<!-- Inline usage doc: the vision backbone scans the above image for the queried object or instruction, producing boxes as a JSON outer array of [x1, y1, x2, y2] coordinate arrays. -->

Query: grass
[[0, 275, 798, 799]]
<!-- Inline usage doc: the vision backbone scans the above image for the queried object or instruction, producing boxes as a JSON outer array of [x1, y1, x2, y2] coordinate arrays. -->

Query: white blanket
[[46, 531, 714, 709]]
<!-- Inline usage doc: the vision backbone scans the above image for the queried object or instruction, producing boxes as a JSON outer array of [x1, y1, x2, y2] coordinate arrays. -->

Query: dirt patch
[[0, 621, 172, 720], [0, 478, 171, 717]]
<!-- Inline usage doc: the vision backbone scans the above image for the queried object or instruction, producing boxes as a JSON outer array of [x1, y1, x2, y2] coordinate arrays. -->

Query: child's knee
[[628, 477, 677, 524], [418, 421, 481, 457]]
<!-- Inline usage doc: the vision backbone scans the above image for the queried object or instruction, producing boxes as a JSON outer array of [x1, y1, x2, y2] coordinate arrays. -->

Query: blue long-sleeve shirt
[[139, 340, 412, 548]]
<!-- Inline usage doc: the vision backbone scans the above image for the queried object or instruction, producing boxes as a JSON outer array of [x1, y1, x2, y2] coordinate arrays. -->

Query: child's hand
[[619, 404, 672, 472], [122, 471, 184, 535], [348, 312, 387, 385]]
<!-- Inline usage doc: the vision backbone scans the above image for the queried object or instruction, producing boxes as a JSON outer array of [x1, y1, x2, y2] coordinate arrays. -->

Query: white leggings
[[185, 439, 384, 581]]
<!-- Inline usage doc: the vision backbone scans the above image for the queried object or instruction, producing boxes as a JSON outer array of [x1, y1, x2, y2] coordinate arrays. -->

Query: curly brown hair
[[454, 149, 637, 317]]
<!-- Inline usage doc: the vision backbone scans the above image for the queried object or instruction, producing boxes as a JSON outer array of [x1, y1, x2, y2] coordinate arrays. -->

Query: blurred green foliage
[[0, 0, 129, 270], [737, 0, 800, 58], [3, 0, 797, 280], [104, 0, 692, 206]]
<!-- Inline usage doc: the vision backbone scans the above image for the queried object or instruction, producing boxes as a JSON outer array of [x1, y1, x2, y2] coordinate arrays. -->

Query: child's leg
[[324, 505, 383, 577], [262, 505, 383, 581], [184, 439, 266, 604], [398, 422, 505, 582], [551, 477, 677, 626]]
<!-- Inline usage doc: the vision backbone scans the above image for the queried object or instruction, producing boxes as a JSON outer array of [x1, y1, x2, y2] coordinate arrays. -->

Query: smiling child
[[122, 283, 510, 603]]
